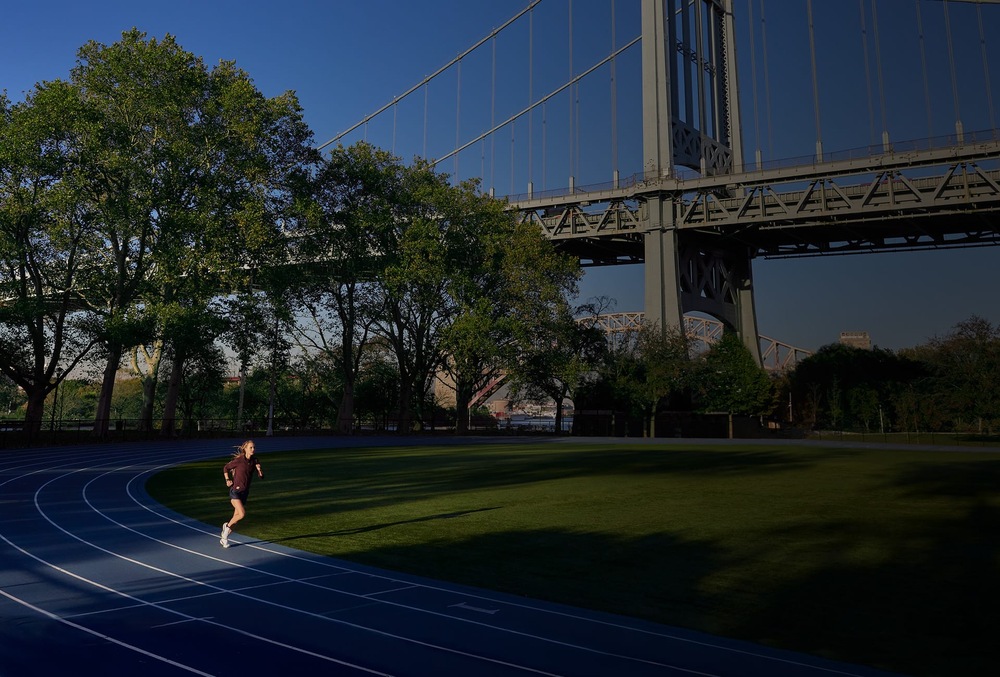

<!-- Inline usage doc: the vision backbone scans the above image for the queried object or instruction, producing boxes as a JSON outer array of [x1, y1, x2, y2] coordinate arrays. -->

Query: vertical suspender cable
[[975, 0, 996, 137], [611, 0, 618, 185], [942, 0, 964, 142], [858, 0, 877, 149], [423, 82, 429, 159], [511, 123, 516, 196], [915, 1, 934, 140], [542, 102, 547, 192], [871, 0, 890, 150], [392, 100, 398, 154], [455, 59, 462, 180], [574, 6, 581, 183], [806, 0, 823, 160], [491, 35, 497, 194], [568, 0, 574, 187], [529, 7, 534, 194], [760, 0, 774, 161], [747, 0, 762, 169]]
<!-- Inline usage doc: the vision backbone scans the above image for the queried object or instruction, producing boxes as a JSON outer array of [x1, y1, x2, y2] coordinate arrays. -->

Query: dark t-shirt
[[224, 454, 260, 492]]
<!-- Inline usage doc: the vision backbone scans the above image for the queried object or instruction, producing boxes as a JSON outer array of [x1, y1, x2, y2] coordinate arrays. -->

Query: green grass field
[[146, 441, 1000, 677]]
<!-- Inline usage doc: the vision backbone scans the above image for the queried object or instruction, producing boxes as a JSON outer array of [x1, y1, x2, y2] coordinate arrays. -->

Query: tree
[[353, 349, 400, 431], [507, 302, 605, 435], [909, 315, 1000, 434], [438, 183, 580, 434], [636, 322, 693, 437], [0, 83, 100, 433], [370, 161, 458, 432], [158, 302, 228, 435], [174, 340, 228, 433], [290, 142, 405, 433], [68, 30, 315, 437], [693, 331, 774, 417], [791, 342, 925, 430]]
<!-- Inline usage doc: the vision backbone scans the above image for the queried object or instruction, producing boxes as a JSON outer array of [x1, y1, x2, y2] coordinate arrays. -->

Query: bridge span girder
[[514, 141, 1000, 365]]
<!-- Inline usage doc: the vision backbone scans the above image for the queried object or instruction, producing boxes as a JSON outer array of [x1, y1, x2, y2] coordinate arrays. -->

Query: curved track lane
[[0, 438, 901, 676]]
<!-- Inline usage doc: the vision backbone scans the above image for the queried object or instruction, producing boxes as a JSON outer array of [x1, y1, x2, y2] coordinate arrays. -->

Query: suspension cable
[[455, 59, 462, 179], [528, 6, 534, 192], [806, 0, 824, 159], [942, 0, 964, 141], [858, 0, 877, 148], [542, 101, 547, 192], [510, 123, 516, 196], [871, 0, 890, 150], [491, 34, 497, 193], [975, 0, 996, 137], [760, 0, 774, 161], [747, 0, 762, 168], [568, 0, 574, 183], [610, 0, 618, 182], [318, 0, 543, 151], [430, 37, 640, 168], [915, 0, 934, 140]]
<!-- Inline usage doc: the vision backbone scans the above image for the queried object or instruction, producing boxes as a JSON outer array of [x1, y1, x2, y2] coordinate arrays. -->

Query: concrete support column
[[643, 196, 684, 333], [736, 270, 763, 365]]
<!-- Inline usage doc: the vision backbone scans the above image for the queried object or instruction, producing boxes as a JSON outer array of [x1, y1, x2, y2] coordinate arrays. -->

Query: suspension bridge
[[320, 0, 1000, 362]]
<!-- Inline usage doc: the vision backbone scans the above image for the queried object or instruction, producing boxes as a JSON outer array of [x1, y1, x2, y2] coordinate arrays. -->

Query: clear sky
[[2, 0, 998, 352]]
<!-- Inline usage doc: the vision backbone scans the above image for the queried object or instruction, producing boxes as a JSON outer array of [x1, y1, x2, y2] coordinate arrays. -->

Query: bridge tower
[[641, 0, 761, 361]]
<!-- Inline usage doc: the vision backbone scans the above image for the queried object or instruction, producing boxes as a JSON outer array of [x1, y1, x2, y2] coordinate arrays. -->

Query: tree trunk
[[93, 344, 123, 438], [131, 342, 162, 432], [236, 364, 246, 432], [338, 383, 355, 434], [23, 388, 48, 437], [455, 383, 471, 435], [139, 375, 157, 431], [553, 395, 565, 435], [160, 357, 184, 437], [397, 382, 412, 433]]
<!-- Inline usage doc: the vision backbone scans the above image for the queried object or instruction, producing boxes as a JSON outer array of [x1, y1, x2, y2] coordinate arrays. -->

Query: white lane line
[[35, 463, 567, 677], [0, 588, 216, 677], [364, 584, 417, 597], [450, 601, 499, 615], [112, 466, 711, 675], [152, 617, 214, 628], [14, 442, 871, 677], [126, 459, 868, 677], [3, 465, 393, 676]]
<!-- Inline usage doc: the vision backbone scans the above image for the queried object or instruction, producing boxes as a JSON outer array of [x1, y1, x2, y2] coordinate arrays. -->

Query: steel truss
[[513, 139, 1000, 261]]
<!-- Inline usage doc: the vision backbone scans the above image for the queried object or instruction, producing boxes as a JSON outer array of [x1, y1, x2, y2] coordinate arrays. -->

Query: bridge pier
[[639, 0, 760, 363], [643, 202, 762, 364]]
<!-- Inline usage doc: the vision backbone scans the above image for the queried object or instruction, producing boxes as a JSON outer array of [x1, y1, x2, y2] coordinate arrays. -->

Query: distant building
[[839, 331, 872, 350]]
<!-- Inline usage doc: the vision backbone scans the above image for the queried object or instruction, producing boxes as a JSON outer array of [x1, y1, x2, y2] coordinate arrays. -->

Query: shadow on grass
[[249, 446, 820, 520], [150, 443, 1000, 676], [246, 506, 502, 544], [732, 502, 1000, 677], [725, 458, 1000, 677]]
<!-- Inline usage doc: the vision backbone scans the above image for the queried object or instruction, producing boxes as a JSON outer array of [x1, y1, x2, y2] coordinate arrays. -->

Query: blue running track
[[0, 437, 903, 676]]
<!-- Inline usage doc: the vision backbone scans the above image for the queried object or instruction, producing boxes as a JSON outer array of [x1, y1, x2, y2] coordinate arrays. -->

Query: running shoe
[[220, 522, 231, 548]]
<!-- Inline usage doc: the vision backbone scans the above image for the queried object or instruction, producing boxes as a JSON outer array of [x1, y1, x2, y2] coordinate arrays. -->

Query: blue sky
[[2, 0, 998, 352]]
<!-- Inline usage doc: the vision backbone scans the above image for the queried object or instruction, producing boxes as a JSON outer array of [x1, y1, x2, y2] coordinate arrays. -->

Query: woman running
[[220, 440, 263, 547]]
